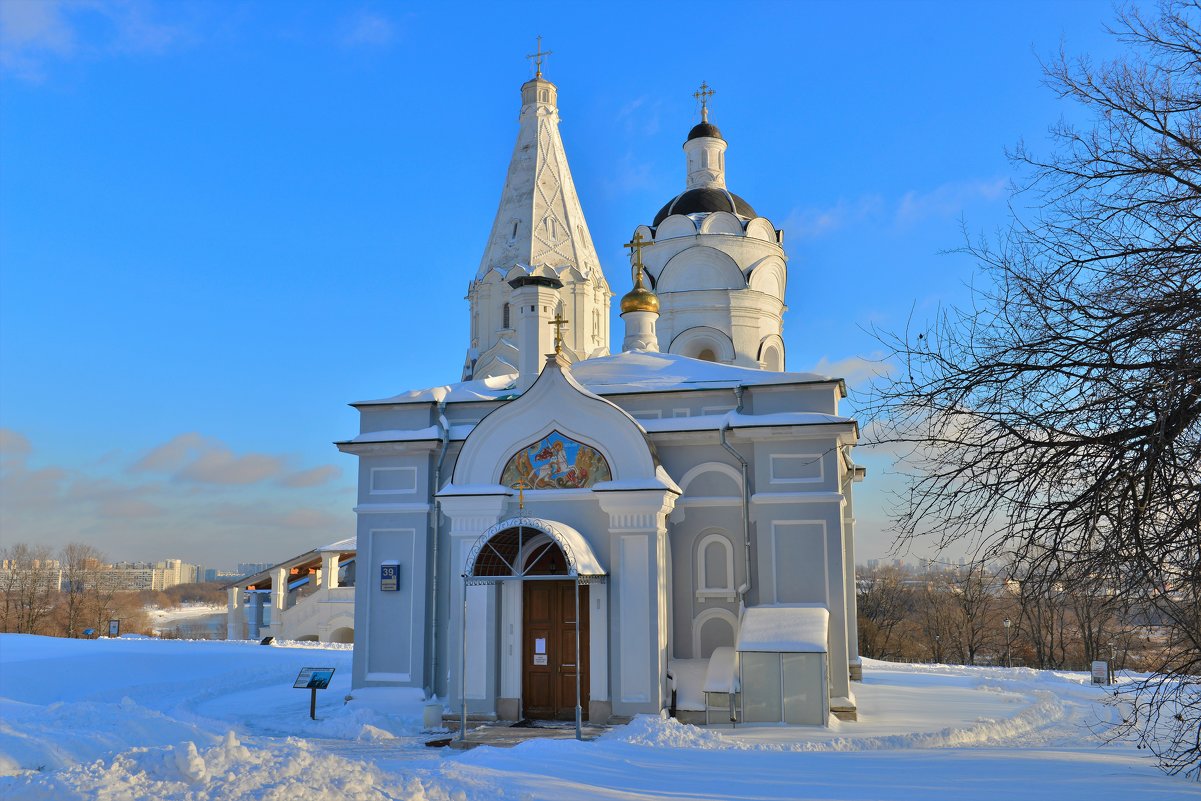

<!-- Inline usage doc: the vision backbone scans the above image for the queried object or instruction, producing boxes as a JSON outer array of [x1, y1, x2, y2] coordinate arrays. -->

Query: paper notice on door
[[535, 638, 546, 654], [533, 654, 548, 665]]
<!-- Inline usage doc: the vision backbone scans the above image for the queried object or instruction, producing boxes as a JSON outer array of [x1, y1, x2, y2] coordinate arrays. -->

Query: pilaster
[[596, 490, 677, 716]]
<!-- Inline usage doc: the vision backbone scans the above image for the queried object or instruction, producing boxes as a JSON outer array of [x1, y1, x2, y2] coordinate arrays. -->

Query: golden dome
[[621, 284, 660, 314]]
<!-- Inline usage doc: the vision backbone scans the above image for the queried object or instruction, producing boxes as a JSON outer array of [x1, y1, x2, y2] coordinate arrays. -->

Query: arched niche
[[658, 247, 746, 293], [699, 211, 744, 236], [758, 334, 786, 372], [692, 607, 739, 659], [678, 461, 743, 497], [653, 215, 698, 241], [745, 218, 777, 243], [748, 257, 787, 300], [669, 326, 736, 363]]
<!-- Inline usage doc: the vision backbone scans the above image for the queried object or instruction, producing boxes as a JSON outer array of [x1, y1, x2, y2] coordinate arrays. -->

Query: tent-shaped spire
[[464, 58, 610, 382]]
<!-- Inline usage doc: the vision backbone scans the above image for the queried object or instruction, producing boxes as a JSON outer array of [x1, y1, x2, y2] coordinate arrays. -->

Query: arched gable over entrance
[[450, 354, 659, 489], [464, 517, 606, 581]]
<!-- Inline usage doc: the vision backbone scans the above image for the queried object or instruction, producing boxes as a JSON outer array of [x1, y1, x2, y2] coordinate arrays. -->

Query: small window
[[698, 348, 717, 362], [510, 221, 519, 241], [502, 303, 510, 329]]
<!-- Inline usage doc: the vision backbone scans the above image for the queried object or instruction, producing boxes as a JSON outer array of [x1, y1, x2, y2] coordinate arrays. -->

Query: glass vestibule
[[740, 651, 827, 724]]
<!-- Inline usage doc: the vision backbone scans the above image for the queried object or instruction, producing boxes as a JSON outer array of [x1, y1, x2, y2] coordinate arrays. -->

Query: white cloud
[[279, 465, 342, 488], [781, 195, 883, 241], [0, 430, 354, 565], [616, 96, 661, 136], [0, 0, 182, 81], [809, 354, 893, 389], [131, 433, 289, 486], [176, 449, 285, 486], [130, 432, 209, 473], [339, 11, 394, 47], [895, 178, 1007, 226], [0, 428, 33, 462]]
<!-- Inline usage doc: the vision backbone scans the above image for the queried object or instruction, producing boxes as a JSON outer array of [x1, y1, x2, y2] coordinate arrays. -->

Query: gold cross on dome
[[527, 35, 553, 78], [693, 81, 715, 122], [624, 231, 653, 286], [548, 312, 569, 353]]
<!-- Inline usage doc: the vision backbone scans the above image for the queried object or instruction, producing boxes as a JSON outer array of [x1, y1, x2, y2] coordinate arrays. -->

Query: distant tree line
[[857, 563, 1161, 672], [0, 541, 227, 638]]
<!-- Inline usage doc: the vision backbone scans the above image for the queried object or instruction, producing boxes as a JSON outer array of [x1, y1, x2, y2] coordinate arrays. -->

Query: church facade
[[337, 65, 864, 725]]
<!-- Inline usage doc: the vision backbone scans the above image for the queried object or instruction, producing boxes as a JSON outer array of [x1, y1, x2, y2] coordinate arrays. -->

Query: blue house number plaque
[[380, 563, 400, 591]]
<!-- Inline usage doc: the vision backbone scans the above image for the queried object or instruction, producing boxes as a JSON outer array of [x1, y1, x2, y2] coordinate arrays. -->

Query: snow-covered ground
[[0, 635, 1194, 800], [148, 603, 227, 638]]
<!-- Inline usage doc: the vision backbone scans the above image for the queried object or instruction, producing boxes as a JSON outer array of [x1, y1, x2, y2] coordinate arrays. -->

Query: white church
[[337, 56, 864, 729]]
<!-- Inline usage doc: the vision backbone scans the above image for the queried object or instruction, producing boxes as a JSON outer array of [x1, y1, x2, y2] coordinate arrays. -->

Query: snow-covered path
[[0, 635, 1194, 800]]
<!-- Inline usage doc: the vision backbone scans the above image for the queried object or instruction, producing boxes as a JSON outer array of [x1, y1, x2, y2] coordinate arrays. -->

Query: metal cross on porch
[[548, 313, 569, 353], [511, 479, 532, 510]]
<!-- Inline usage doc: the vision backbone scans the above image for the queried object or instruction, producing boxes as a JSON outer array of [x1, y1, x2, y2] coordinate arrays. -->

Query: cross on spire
[[527, 35, 552, 78], [624, 231, 653, 288], [693, 81, 715, 122], [548, 312, 569, 353]]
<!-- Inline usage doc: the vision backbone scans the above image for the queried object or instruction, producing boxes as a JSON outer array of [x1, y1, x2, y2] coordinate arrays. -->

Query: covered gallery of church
[[336, 58, 865, 728]]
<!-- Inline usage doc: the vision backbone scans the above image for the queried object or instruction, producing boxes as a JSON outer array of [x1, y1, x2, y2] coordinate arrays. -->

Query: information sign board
[[1091, 661, 1108, 684], [108, 619, 120, 637], [293, 667, 336, 690]]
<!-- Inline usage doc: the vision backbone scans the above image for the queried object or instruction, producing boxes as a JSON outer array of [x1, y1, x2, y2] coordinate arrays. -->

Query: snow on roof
[[570, 351, 835, 394], [342, 424, 474, 445], [591, 465, 683, 495], [354, 351, 841, 406], [736, 604, 829, 653], [353, 374, 518, 406], [316, 536, 356, 552], [703, 646, 741, 693], [639, 411, 851, 434]]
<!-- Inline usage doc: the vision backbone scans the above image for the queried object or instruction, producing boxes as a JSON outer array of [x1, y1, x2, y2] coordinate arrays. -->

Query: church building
[[337, 56, 864, 728]]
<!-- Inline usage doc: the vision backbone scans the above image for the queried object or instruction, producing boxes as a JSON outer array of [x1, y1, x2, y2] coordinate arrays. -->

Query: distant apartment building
[[205, 569, 243, 583], [98, 559, 203, 591], [0, 559, 63, 592], [2, 557, 203, 593]]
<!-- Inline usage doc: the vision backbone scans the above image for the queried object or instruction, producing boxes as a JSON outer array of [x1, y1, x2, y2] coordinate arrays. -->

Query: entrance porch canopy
[[458, 516, 605, 742], [462, 516, 607, 585]]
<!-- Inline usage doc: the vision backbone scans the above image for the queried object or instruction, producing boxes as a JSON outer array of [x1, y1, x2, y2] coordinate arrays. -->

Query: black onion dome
[[687, 121, 723, 141], [652, 187, 757, 228]]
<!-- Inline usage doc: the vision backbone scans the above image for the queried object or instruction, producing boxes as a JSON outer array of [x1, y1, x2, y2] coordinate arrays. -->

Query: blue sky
[[0, 0, 1128, 569]]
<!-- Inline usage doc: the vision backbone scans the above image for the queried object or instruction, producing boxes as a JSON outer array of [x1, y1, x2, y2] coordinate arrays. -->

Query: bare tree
[[0, 543, 60, 634], [918, 579, 957, 663], [59, 543, 106, 638], [867, 1, 1201, 777], [857, 567, 914, 659], [950, 566, 997, 665]]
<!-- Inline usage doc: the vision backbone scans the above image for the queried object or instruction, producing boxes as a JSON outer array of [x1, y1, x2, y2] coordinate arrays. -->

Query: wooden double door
[[522, 580, 590, 721]]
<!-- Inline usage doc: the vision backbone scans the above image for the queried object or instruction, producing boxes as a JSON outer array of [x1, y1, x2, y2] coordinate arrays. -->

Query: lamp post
[[1003, 617, 1012, 669]]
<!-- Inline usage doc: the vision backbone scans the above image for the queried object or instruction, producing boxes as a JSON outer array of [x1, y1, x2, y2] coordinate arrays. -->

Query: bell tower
[[463, 41, 611, 383]]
